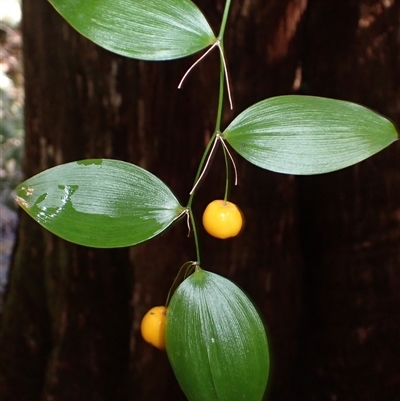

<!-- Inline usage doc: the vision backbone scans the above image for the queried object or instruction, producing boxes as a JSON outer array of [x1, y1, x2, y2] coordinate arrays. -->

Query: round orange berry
[[202, 200, 243, 239], [140, 306, 167, 350]]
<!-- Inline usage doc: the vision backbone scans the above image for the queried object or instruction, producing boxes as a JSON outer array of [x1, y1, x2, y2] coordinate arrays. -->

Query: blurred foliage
[[0, 3, 24, 210]]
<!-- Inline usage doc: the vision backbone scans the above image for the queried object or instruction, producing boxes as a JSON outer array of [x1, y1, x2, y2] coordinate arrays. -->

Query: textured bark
[[1, 1, 133, 400], [298, 0, 400, 400], [0, 0, 399, 401]]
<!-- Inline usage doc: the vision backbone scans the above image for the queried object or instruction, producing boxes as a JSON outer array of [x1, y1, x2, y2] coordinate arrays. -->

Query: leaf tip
[[15, 195, 29, 209], [15, 184, 35, 209]]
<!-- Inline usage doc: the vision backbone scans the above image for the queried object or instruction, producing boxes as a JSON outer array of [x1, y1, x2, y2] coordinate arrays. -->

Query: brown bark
[[1, 0, 304, 400], [1, 1, 133, 400], [0, 0, 399, 401], [298, 0, 400, 400]]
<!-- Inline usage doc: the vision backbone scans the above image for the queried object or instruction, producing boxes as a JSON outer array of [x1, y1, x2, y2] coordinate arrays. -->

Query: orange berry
[[140, 306, 167, 350], [202, 200, 243, 239]]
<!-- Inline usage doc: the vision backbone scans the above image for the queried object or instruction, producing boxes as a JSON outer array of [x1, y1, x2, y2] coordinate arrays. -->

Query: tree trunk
[[0, 0, 399, 401], [298, 1, 400, 400]]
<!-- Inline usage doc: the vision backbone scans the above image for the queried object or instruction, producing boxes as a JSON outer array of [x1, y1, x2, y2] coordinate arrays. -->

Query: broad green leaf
[[222, 95, 398, 175], [15, 159, 184, 248], [166, 268, 269, 401], [49, 0, 216, 60]]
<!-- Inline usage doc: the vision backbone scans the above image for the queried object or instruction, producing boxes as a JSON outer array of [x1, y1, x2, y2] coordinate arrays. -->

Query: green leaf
[[15, 159, 184, 248], [166, 269, 269, 401], [222, 95, 398, 175], [49, 0, 216, 60]]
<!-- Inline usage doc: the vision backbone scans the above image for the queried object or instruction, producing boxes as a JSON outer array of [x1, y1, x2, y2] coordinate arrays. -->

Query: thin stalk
[[187, 130, 218, 209], [166, 260, 196, 305], [185, 0, 234, 263], [218, 0, 233, 40], [222, 140, 230, 202], [214, 51, 225, 132], [189, 209, 201, 264], [188, 0, 234, 200], [215, 0, 233, 129]]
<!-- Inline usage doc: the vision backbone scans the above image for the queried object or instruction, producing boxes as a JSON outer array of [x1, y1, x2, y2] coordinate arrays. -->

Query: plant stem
[[215, 0, 233, 130], [185, 0, 234, 263], [222, 143, 229, 202], [218, 0, 232, 41], [189, 209, 201, 264], [187, 130, 217, 209], [214, 49, 225, 133]]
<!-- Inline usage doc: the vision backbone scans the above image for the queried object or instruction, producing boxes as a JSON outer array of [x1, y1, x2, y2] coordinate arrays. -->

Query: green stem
[[189, 209, 201, 264], [222, 143, 229, 202], [215, 0, 233, 130], [188, 0, 233, 197], [185, 0, 234, 263], [166, 261, 196, 305], [187, 130, 217, 209], [214, 50, 225, 133], [218, 0, 232, 40]]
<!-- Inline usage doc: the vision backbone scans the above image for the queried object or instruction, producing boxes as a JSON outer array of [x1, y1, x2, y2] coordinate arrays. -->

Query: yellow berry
[[140, 306, 167, 350], [202, 200, 243, 239]]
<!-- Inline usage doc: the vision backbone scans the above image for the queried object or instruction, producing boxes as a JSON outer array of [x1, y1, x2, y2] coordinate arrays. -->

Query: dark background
[[1, 0, 399, 400]]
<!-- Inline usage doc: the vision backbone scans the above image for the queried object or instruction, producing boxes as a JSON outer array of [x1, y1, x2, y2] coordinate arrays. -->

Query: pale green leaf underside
[[223, 95, 398, 175], [166, 269, 269, 401], [15, 159, 184, 248], [49, 0, 216, 60]]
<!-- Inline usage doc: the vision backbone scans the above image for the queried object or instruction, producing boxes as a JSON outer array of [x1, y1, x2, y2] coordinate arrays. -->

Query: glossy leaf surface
[[49, 0, 216, 60], [15, 159, 184, 248], [222, 95, 398, 175], [166, 269, 269, 401]]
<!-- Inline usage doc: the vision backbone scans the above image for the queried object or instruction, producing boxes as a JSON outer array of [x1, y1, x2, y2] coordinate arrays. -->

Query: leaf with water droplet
[[16, 159, 184, 247]]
